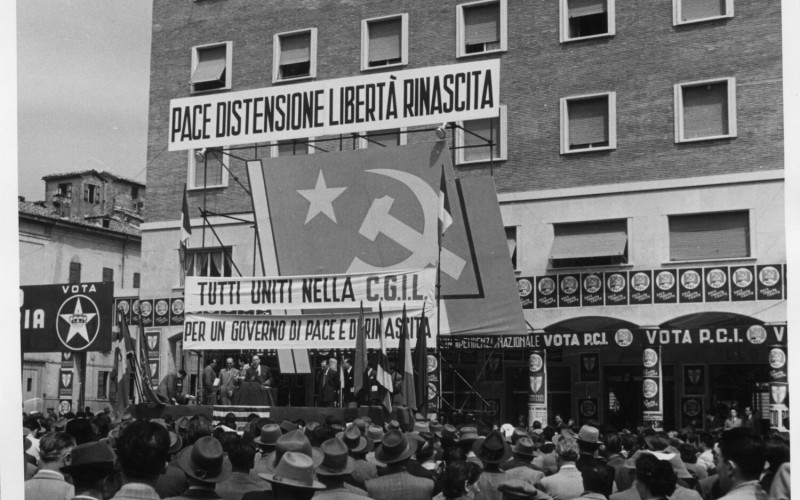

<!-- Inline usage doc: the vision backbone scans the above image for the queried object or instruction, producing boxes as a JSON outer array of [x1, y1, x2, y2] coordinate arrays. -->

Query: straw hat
[[259, 451, 326, 490]]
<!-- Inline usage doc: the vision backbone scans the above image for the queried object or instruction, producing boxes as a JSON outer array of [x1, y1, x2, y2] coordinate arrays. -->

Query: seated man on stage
[[245, 355, 273, 387]]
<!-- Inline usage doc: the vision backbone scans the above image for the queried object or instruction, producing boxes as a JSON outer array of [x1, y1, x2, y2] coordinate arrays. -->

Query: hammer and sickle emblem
[[347, 169, 466, 280]]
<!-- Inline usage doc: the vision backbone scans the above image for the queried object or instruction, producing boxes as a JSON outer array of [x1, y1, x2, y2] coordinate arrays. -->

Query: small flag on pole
[[180, 184, 192, 274], [398, 304, 417, 410], [353, 302, 368, 400], [439, 166, 453, 240], [376, 303, 393, 412]]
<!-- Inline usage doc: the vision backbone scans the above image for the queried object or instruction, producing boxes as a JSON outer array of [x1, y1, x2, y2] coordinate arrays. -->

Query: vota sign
[[168, 60, 499, 151]]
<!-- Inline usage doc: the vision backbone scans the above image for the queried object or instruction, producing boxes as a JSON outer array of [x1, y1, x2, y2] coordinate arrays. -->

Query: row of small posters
[[517, 264, 785, 309], [113, 297, 185, 327]]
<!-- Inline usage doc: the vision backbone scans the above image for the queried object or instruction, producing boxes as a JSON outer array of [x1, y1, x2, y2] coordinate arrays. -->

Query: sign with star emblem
[[20, 282, 113, 352]]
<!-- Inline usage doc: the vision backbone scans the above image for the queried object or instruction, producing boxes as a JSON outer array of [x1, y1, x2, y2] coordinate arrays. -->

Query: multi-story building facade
[[19, 173, 143, 413], [143, 0, 784, 425]]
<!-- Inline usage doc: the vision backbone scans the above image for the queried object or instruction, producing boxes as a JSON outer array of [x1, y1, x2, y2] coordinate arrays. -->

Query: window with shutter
[[189, 147, 228, 189], [191, 42, 231, 92], [69, 260, 81, 284], [561, 0, 615, 42], [133, 272, 140, 289], [361, 15, 407, 70], [457, 106, 507, 163], [561, 93, 616, 153], [102, 267, 114, 283], [676, 0, 732, 24], [278, 32, 312, 79], [457, 0, 507, 57], [276, 140, 309, 156], [669, 211, 750, 261], [550, 219, 629, 268], [365, 129, 401, 148], [675, 78, 736, 142]]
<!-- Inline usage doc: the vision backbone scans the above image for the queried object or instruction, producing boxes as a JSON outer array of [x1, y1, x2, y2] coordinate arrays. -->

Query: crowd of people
[[22, 408, 791, 500]]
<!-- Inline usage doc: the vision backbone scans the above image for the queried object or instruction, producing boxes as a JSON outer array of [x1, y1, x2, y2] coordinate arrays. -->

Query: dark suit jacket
[[158, 373, 186, 403], [245, 365, 272, 386], [343, 367, 355, 403], [576, 454, 616, 498], [319, 368, 340, 404]]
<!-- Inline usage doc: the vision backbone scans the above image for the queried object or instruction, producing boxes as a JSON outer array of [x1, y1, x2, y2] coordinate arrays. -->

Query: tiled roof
[[41, 170, 145, 187], [19, 200, 141, 237]]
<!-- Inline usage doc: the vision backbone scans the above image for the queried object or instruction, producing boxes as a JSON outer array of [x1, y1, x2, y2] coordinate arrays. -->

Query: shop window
[[274, 29, 316, 82], [185, 247, 233, 277], [668, 210, 750, 261], [674, 0, 733, 25], [561, 92, 616, 153], [505, 226, 518, 270], [456, 105, 507, 164], [561, 0, 615, 42], [191, 42, 232, 93], [550, 219, 628, 268], [457, 0, 507, 57], [188, 147, 228, 190], [674, 78, 737, 142], [362, 14, 408, 70], [102, 267, 114, 283]]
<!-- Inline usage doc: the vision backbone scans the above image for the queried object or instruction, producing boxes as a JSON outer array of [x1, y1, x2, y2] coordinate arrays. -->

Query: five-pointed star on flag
[[297, 171, 347, 224], [59, 299, 96, 344]]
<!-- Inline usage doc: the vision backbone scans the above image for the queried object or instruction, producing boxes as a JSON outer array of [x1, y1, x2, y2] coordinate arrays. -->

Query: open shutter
[[681, 0, 726, 21], [569, 0, 606, 17], [280, 33, 310, 65], [192, 45, 227, 85]]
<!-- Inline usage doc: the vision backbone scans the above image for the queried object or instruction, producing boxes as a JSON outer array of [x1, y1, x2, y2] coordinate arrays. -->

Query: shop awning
[[550, 228, 627, 260], [543, 316, 639, 334], [659, 312, 764, 330]]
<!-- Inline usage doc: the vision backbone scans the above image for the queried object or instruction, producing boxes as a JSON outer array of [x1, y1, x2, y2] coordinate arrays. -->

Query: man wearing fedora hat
[[248, 451, 326, 500], [337, 425, 377, 487], [60, 441, 118, 500], [502, 437, 546, 488], [164, 436, 232, 500], [315, 438, 372, 499], [365, 430, 434, 500], [575, 425, 615, 498], [472, 430, 513, 500]]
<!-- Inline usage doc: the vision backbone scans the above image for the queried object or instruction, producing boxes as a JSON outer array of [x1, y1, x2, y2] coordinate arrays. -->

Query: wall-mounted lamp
[[194, 148, 207, 162], [435, 123, 448, 140]]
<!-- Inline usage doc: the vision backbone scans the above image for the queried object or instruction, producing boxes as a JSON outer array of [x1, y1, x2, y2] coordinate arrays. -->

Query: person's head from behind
[[61, 441, 118, 497], [763, 436, 790, 473], [717, 428, 765, 492], [227, 437, 256, 473], [635, 453, 676, 499], [581, 463, 609, 494], [605, 433, 622, 455], [116, 420, 170, 482], [442, 445, 466, 466], [177, 369, 186, 379], [555, 437, 579, 465], [39, 432, 77, 469], [441, 461, 481, 500]]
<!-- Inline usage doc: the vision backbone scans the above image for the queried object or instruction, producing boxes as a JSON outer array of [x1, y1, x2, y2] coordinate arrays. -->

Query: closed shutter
[[465, 4, 500, 44], [280, 33, 310, 65], [551, 220, 627, 259], [69, 261, 81, 284], [568, 96, 609, 148], [683, 82, 728, 139], [682, 0, 726, 21], [192, 45, 227, 84], [369, 19, 401, 63], [669, 211, 749, 261], [464, 117, 500, 162], [102, 267, 114, 283], [569, 0, 606, 17]]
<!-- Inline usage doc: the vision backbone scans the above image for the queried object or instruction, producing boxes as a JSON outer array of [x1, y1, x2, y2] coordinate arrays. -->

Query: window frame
[[455, 105, 508, 165], [549, 217, 631, 269], [560, 0, 616, 43], [58, 183, 72, 199], [271, 138, 315, 157], [187, 147, 230, 191], [273, 28, 317, 83], [674, 77, 737, 143], [456, 0, 508, 58], [673, 0, 734, 26], [361, 13, 409, 71], [133, 272, 141, 289], [560, 91, 617, 154], [505, 225, 519, 271], [185, 246, 234, 278], [666, 209, 752, 263], [358, 128, 408, 149], [102, 267, 114, 283], [97, 370, 110, 399], [190, 41, 233, 94]]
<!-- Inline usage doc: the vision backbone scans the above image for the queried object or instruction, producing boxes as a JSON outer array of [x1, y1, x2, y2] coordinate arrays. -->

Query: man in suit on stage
[[245, 355, 273, 387], [342, 357, 356, 407], [202, 358, 218, 405], [158, 369, 188, 405], [318, 358, 340, 407]]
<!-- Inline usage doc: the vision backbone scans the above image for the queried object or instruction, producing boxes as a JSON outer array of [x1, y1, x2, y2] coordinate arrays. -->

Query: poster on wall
[[145, 329, 160, 357], [604, 272, 628, 306], [528, 351, 547, 428], [61, 351, 74, 368], [704, 267, 730, 302], [579, 398, 598, 425], [517, 278, 534, 309], [138, 299, 154, 327], [153, 299, 170, 326], [757, 265, 783, 300], [170, 298, 186, 325], [681, 397, 704, 429], [730, 266, 756, 301], [59, 400, 72, 415], [558, 274, 580, 308], [581, 273, 604, 307], [653, 270, 678, 304], [642, 347, 663, 427], [58, 369, 73, 398], [683, 365, 705, 395], [579, 353, 599, 382], [536, 277, 557, 309], [629, 271, 653, 305], [678, 269, 703, 303]]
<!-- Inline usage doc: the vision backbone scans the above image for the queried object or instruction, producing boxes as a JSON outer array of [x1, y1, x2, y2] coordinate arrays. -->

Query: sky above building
[[16, 1, 152, 201]]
